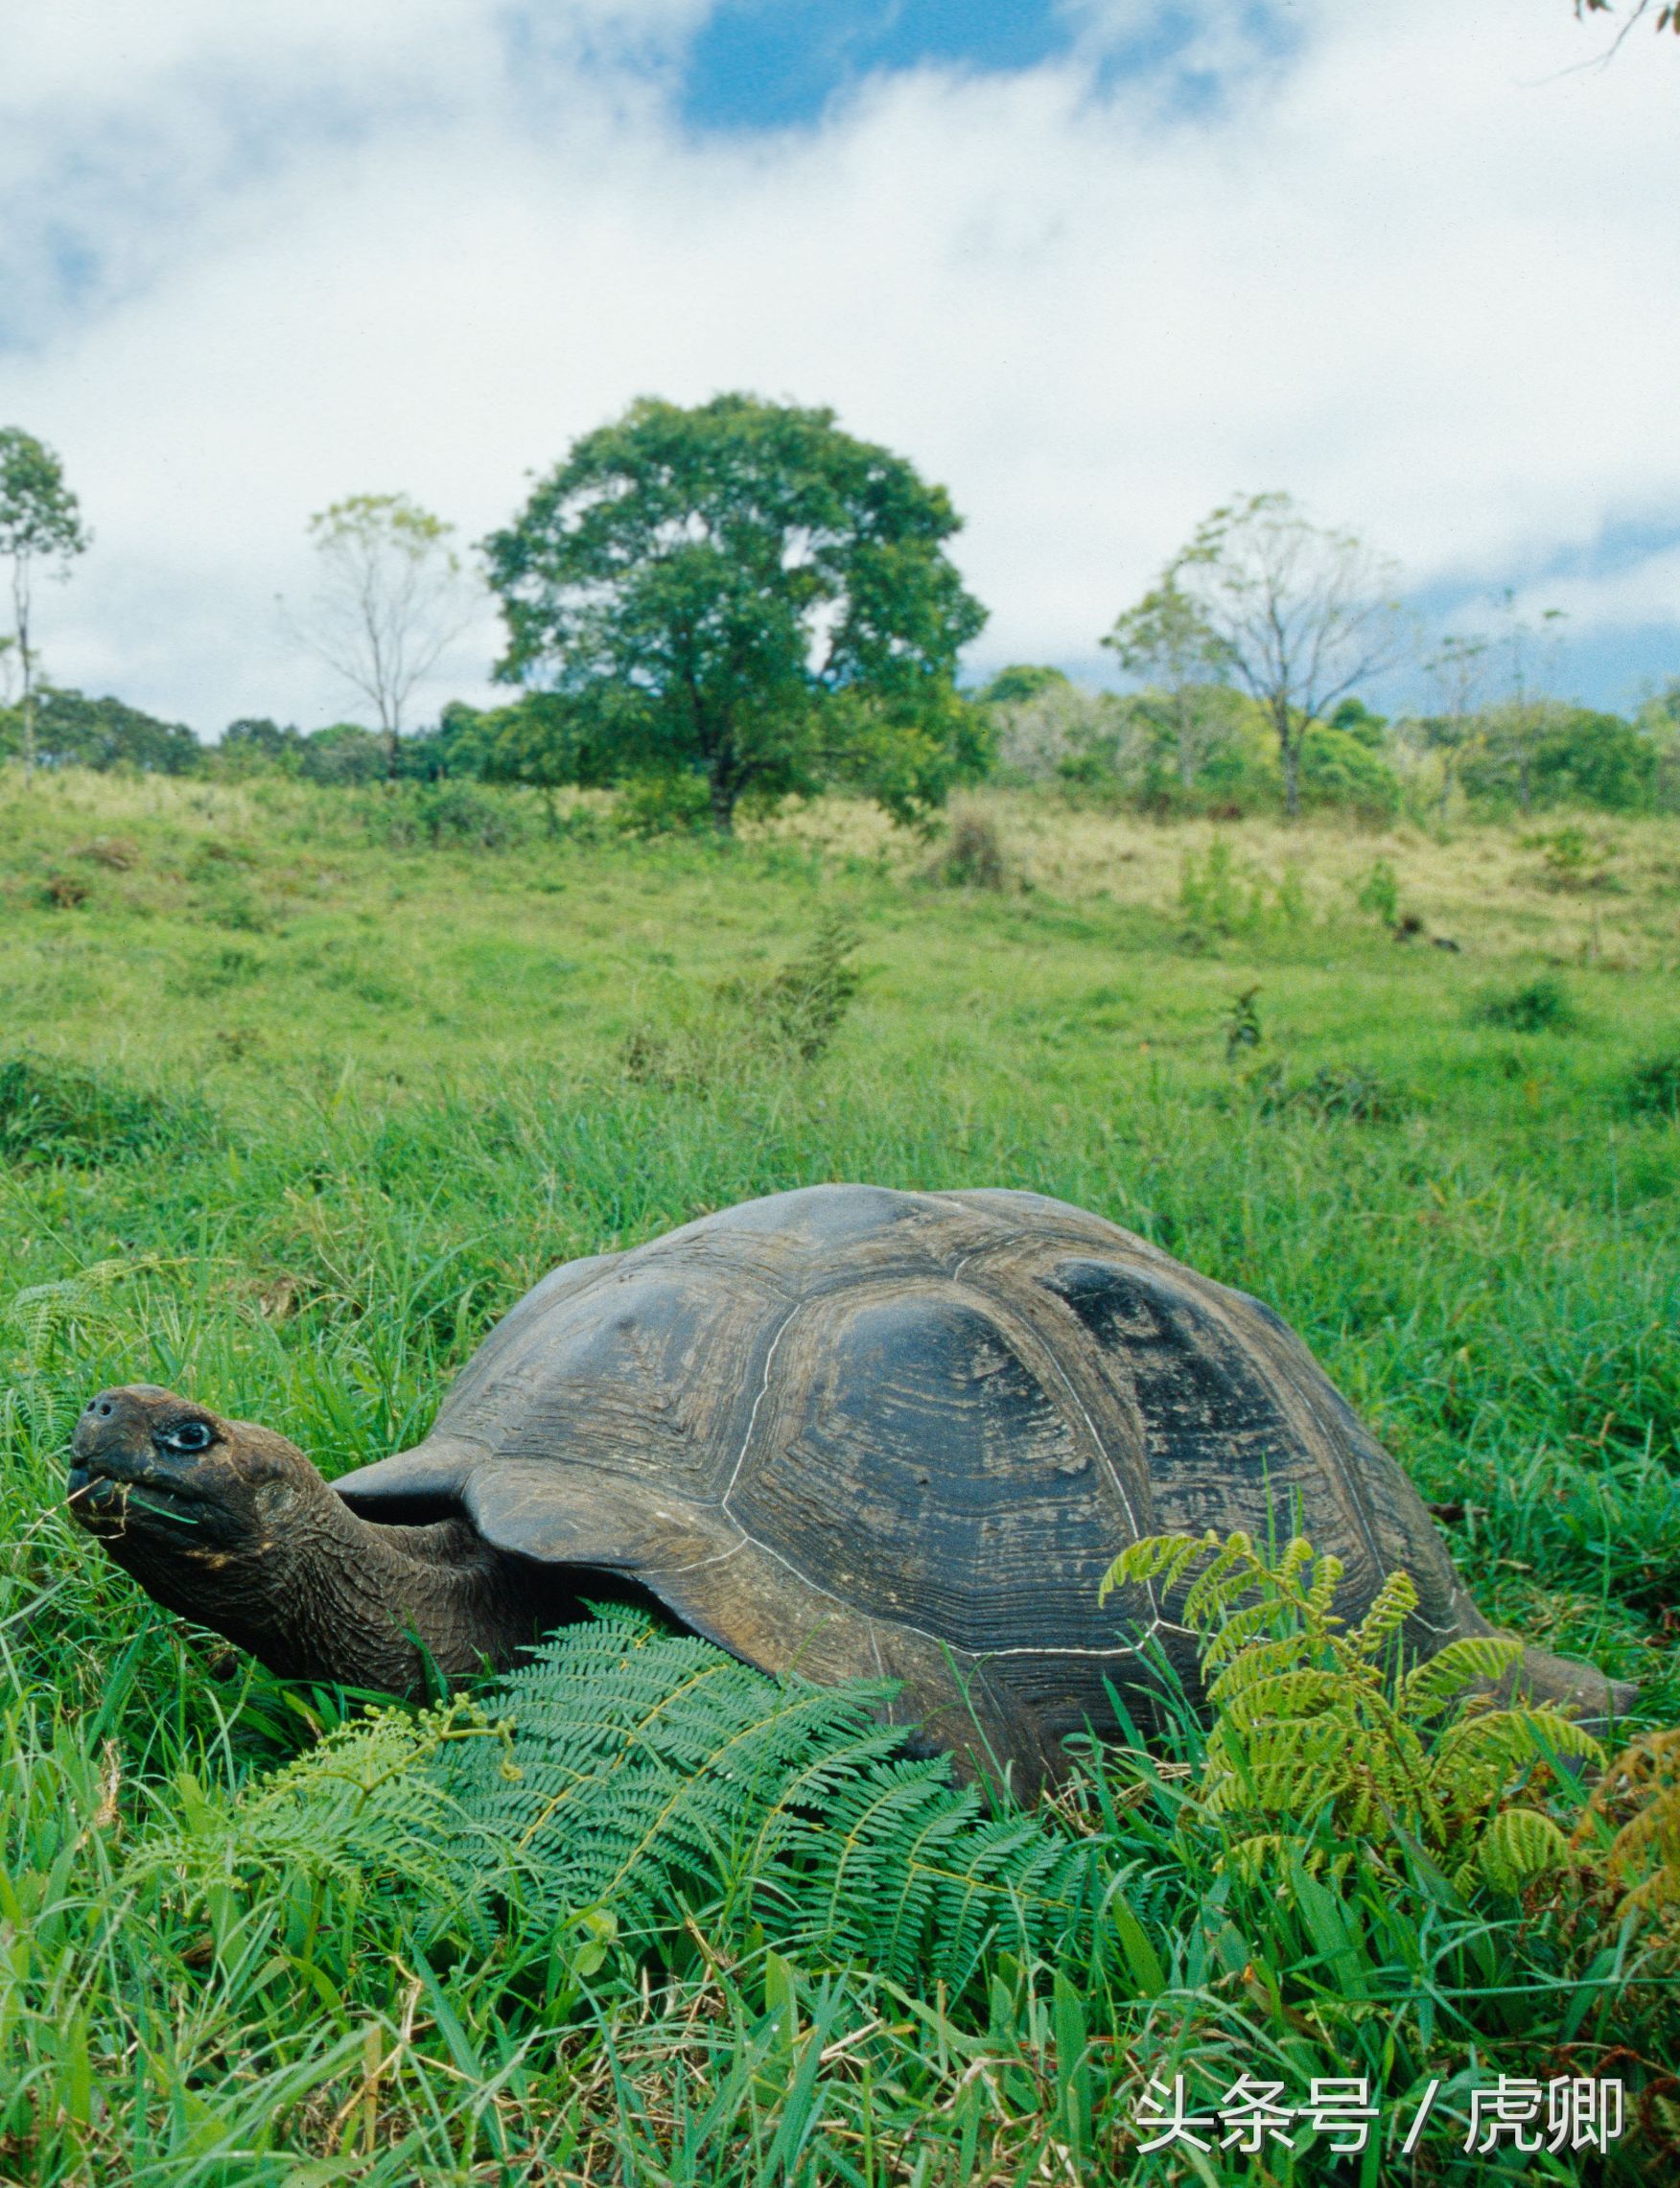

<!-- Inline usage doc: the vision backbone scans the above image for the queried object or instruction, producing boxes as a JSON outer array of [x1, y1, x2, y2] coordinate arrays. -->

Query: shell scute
[[729, 1284, 1129, 1654]]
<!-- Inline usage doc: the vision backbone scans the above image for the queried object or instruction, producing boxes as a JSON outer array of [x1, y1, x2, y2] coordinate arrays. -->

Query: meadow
[[1, 765, 1677, 2185]]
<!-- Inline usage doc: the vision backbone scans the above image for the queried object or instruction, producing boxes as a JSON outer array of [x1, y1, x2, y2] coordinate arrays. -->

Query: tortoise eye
[[161, 1421, 214, 1454]]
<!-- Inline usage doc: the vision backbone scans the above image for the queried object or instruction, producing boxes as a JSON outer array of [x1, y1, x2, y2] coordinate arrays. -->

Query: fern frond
[[1199, 1596, 1293, 1668], [1302, 1551, 1346, 1624], [1398, 1637, 1524, 1717], [1477, 1807, 1572, 1894], [1350, 1571, 1418, 1657], [1180, 1531, 1262, 1629], [1097, 1529, 1220, 1606]]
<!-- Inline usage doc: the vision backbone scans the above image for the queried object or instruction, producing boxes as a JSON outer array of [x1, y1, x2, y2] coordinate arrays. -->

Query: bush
[[1352, 857, 1400, 926], [364, 783, 525, 851], [1297, 723, 1403, 825], [298, 725, 386, 786], [1625, 1051, 1680, 1121], [0, 1055, 209, 1168], [1471, 975, 1577, 1034], [924, 807, 1008, 890], [624, 913, 864, 1085], [1256, 1062, 1409, 1124], [614, 772, 714, 838]]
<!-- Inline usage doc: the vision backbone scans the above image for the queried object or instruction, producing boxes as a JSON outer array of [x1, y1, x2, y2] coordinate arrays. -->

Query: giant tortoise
[[67, 1183, 1633, 1786]]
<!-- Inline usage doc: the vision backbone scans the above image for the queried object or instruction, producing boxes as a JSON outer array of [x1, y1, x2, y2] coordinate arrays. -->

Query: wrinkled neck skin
[[105, 1479, 544, 1695]]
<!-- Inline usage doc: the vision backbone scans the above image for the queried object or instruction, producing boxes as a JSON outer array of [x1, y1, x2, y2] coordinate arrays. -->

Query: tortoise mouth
[[67, 1461, 211, 1535]]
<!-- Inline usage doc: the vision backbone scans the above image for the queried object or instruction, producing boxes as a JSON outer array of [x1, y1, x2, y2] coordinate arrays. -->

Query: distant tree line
[[3, 399, 1678, 827]]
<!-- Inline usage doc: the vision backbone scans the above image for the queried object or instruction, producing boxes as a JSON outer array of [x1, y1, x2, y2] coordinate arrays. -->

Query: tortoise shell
[[335, 1183, 1485, 1785]]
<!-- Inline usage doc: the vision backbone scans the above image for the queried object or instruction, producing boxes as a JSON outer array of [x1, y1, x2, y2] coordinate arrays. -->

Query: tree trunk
[[1278, 714, 1301, 822], [709, 768, 736, 834], [12, 572, 34, 784]]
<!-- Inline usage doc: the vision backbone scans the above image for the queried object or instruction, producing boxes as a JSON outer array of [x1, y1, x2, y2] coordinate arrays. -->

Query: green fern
[[124, 1695, 503, 1914], [1101, 1528, 1602, 1891], [440, 1608, 1110, 1991]]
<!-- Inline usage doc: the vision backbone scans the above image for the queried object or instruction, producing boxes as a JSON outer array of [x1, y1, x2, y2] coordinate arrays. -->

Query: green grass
[[1, 768, 1677, 2181]]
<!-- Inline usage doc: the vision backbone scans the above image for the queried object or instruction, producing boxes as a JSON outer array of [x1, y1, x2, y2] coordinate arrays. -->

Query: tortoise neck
[[186, 1484, 546, 1694]]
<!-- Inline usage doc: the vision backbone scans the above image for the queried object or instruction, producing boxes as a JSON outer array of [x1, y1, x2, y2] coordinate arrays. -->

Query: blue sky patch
[[678, 0, 1077, 131]]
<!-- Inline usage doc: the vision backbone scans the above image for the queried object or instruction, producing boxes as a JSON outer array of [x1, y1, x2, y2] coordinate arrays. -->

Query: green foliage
[[1624, 1048, 1680, 1120], [971, 663, 1071, 706], [614, 770, 715, 838], [924, 805, 1009, 889], [624, 912, 862, 1082], [1179, 840, 1307, 935], [298, 721, 386, 785], [0, 1053, 206, 1168], [1254, 1061, 1409, 1124], [1472, 973, 1578, 1033], [481, 392, 989, 830], [1099, 1530, 1600, 1891], [1352, 855, 1400, 925], [1296, 721, 1401, 822], [124, 1695, 498, 1916], [432, 1611, 1108, 1991], [366, 780, 526, 852], [1225, 983, 1262, 1061], [0, 686, 198, 775]]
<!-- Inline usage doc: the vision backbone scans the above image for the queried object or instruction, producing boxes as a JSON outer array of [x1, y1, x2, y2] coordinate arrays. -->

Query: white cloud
[[0, 0, 1676, 732]]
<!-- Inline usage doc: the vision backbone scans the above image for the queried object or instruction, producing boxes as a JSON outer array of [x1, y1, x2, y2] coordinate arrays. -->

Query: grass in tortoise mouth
[[66, 1466, 204, 1530]]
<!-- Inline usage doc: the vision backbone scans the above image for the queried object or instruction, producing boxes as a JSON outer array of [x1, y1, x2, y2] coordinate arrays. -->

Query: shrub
[[0, 1055, 208, 1168], [1225, 985, 1262, 1062], [1625, 1050, 1680, 1121], [365, 783, 525, 851], [1256, 1062, 1409, 1124], [1352, 857, 1400, 926], [69, 837, 140, 871], [614, 773, 713, 838], [624, 913, 863, 1085], [924, 807, 1008, 889], [1471, 974, 1577, 1034]]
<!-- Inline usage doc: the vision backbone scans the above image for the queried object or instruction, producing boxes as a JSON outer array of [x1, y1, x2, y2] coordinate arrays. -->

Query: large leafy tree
[[1167, 492, 1401, 822], [0, 428, 90, 781], [481, 394, 989, 831]]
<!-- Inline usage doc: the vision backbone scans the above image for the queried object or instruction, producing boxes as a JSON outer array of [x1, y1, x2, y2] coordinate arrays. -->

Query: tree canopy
[[0, 427, 89, 780], [481, 394, 989, 830], [287, 493, 478, 774], [1164, 492, 1401, 821], [0, 686, 197, 774]]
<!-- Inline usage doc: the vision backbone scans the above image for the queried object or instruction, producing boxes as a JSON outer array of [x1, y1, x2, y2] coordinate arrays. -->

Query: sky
[[1, 0, 1677, 736]]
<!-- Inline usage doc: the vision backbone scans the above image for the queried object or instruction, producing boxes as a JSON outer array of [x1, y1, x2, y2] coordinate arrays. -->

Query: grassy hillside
[[1, 768, 1677, 2182]]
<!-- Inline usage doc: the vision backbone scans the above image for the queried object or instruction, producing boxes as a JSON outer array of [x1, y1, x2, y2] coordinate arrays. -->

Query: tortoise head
[[68, 1385, 325, 1597], [66, 1385, 542, 1692]]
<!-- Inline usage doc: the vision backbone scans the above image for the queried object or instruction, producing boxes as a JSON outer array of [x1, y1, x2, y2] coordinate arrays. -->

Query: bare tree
[[1491, 590, 1569, 817], [0, 428, 90, 781], [1171, 491, 1401, 820], [1102, 572, 1235, 794], [286, 494, 478, 775], [1420, 631, 1491, 820]]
